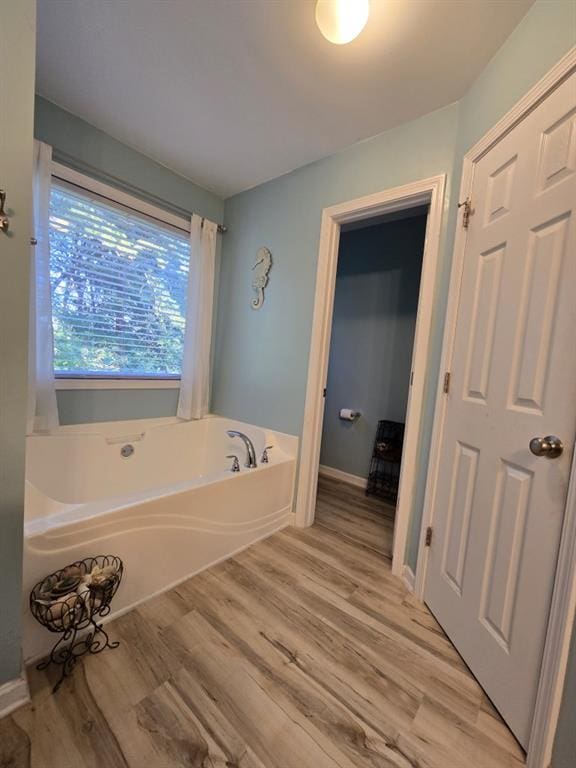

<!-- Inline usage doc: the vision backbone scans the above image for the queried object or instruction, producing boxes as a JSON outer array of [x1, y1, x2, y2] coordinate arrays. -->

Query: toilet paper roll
[[339, 408, 359, 421]]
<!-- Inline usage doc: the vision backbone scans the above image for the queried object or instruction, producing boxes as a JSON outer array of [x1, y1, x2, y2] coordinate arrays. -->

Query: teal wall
[[212, 103, 459, 436], [213, 3, 575, 759], [34, 97, 224, 425], [319, 216, 426, 479], [405, 0, 576, 572], [56, 389, 180, 426], [0, 0, 35, 685], [35, 97, 223, 223], [457, 0, 576, 154], [213, 0, 576, 501], [555, 627, 576, 767], [0, 0, 576, 752]]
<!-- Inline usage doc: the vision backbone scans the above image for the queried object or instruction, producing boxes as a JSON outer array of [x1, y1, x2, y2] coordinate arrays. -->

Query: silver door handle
[[529, 435, 563, 458], [0, 190, 9, 234]]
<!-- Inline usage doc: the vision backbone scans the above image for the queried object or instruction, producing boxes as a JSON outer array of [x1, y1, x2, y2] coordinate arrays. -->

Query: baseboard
[[318, 464, 367, 489], [402, 564, 416, 593], [0, 673, 30, 718]]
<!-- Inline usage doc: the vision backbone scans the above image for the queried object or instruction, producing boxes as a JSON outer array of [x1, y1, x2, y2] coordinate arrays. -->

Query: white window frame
[[50, 163, 191, 390]]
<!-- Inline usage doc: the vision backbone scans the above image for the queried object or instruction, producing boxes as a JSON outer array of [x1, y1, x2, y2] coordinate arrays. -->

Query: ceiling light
[[315, 0, 370, 45]]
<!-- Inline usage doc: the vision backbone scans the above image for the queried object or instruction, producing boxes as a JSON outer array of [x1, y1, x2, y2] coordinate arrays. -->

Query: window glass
[[48, 183, 190, 377]]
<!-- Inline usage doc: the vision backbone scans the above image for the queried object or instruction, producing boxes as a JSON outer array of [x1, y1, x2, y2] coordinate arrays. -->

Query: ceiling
[[37, 0, 533, 198]]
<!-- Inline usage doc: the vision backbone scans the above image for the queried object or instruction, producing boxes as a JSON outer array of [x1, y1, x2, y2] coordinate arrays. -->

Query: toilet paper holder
[[339, 408, 361, 421]]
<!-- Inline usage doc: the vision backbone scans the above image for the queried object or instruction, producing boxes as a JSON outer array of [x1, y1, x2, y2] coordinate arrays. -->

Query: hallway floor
[[0, 477, 524, 767]]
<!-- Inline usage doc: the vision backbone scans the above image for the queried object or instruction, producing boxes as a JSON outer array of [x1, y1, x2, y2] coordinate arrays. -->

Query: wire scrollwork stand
[[366, 420, 405, 504], [30, 555, 123, 692]]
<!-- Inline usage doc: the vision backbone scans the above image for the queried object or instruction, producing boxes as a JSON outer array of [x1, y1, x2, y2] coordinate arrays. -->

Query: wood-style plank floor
[[0, 476, 525, 768]]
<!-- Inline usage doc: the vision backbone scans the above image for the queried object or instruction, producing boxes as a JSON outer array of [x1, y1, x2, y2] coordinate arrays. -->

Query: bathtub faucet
[[226, 430, 257, 468]]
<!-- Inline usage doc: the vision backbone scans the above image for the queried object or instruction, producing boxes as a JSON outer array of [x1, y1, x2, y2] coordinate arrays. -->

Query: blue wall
[[404, 0, 576, 574], [56, 389, 180, 426], [29, 7, 576, 759], [34, 97, 225, 425], [212, 4, 575, 760], [320, 215, 426, 479], [212, 103, 459, 436], [35, 97, 223, 223], [555, 627, 576, 767], [214, 0, 575, 570], [0, 0, 35, 687]]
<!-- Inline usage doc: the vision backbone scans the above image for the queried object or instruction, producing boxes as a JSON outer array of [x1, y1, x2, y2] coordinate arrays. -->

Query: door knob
[[0, 190, 9, 234], [529, 435, 563, 458]]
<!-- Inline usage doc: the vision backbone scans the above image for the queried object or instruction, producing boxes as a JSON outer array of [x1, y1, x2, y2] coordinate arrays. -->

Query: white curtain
[[177, 214, 218, 420], [27, 140, 59, 434]]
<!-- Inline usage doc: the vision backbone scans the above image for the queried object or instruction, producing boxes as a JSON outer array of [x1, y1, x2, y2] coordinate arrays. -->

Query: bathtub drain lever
[[226, 454, 241, 472]]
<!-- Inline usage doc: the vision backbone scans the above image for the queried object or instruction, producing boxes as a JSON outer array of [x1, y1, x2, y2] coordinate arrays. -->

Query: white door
[[425, 70, 576, 748]]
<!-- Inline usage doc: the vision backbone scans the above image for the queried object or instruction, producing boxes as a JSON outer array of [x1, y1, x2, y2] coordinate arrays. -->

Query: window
[[48, 180, 190, 379]]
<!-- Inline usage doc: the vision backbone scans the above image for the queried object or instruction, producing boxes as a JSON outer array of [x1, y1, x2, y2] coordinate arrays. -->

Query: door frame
[[294, 174, 446, 580], [416, 47, 576, 768]]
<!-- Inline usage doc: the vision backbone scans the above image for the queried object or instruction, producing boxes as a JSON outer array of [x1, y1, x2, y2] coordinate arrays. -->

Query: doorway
[[295, 175, 446, 581], [316, 208, 428, 560]]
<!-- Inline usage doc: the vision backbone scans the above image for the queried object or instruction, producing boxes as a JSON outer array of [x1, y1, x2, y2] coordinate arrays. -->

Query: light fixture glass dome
[[315, 0, 370, 45]]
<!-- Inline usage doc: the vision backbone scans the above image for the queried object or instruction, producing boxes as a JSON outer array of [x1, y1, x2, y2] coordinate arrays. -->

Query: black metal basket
[[366, 420, 405, 503], [30, 555, 123, 691]]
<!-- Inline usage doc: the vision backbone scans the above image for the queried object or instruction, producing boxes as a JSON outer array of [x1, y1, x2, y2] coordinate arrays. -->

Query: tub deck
[[1, 477, 524, 768], [23, 416, 297, 663]]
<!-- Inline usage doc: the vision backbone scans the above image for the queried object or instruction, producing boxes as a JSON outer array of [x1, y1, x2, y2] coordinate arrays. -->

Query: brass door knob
[[529, 435, 563, 459]]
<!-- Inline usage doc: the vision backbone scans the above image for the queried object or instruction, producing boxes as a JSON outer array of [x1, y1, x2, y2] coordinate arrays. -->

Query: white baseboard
[[0, 674, 30, 718], [318, 464, 367, 489], [402, 564, 416, 593]]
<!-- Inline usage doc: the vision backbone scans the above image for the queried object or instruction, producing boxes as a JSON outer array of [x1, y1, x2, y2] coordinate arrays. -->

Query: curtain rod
[[52, 171, 227, 235]]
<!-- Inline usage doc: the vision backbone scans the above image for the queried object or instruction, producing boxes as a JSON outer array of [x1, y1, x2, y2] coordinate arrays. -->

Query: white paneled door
[[425, 71, 576, 748]]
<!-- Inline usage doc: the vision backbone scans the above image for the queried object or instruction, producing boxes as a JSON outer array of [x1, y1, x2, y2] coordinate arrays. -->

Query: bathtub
[[22, 415, 298, 661]]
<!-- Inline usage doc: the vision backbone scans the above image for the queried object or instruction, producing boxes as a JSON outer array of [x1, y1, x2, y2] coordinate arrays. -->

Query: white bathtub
[[23, 415, 298, 661]]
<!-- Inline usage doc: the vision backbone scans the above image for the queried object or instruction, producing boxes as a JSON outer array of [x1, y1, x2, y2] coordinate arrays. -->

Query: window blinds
[[48, 182, 190, 377]]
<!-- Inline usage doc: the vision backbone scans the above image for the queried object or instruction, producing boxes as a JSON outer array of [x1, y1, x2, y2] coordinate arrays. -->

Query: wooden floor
[[0, 476, 525, 768]]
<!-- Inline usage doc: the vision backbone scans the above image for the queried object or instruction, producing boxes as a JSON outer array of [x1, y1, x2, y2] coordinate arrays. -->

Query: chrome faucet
[[226, 430, 257, 468]]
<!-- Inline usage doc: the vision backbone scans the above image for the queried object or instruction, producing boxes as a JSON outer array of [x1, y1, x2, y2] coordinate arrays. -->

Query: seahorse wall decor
[[251, 247, 272, 309]]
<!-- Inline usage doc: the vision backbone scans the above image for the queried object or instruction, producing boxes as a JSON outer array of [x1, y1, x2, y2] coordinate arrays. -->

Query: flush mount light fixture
[[315, 0, 370, 45]]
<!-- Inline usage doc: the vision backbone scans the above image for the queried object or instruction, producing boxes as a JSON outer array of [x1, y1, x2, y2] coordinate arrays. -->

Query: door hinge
[[410, 370, 414, 386], [458, 198, 472, 229], [443, 371, 451, 394], [425, 526, 433, 547], [323, 388, 327, 398]]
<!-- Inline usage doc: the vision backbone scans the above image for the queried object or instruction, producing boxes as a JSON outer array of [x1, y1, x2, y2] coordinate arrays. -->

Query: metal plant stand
[[30, 555, 123, 692]]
